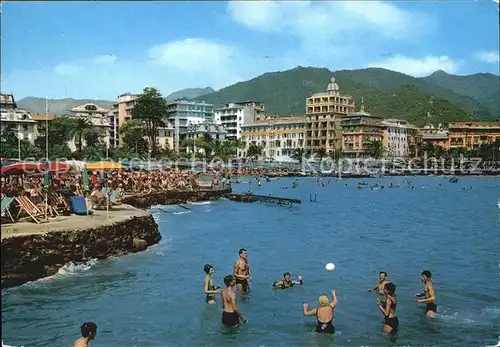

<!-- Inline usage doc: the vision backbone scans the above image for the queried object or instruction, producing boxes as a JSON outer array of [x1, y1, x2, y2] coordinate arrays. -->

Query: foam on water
[[188, 201, 211, 205], [2, 341, 24, 347], [173, 211, 191, 215]]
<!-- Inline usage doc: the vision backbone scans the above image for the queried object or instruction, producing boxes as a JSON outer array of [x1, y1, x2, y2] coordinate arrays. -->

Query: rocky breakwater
[[122, 188, 231, 209], [1, 205, 161, 288]]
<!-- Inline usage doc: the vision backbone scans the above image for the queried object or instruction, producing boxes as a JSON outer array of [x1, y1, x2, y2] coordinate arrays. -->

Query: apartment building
[[240, 116, 305, 162], [111, 93, 139, 147], [341, 101, 384, 157], [0, 93, 36, 145], [66, 103, 111, 151], [420, 124, 450, 150], [448, 121, 500, 150], [214, 101, 265, 141], [382, 118, 421, 158], [305, 76, 355, 155]]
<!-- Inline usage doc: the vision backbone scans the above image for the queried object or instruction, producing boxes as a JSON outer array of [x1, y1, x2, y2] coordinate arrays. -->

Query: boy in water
[[272, 272, 303, 289], [233, 248, 251, 292], [74, 322, 97, 347], [415, 270, 437, 317], [221, 275, 247, 328]]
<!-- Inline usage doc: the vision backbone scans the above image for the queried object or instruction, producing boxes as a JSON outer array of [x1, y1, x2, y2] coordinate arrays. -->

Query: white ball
[[325, 263, 335, 271]]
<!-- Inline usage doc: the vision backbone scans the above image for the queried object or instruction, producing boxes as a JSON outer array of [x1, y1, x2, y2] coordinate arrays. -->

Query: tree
[[214, 140, 237, 162], [119, 119, 148, 156], [69, 118, 93, 152], [246, 143, 263, 161], [131, 87, 167, 155], [365, 140, 384, 159], [314, 147, 327, 163], [83, 128, 102, 148], [291, 148, 307, 164]]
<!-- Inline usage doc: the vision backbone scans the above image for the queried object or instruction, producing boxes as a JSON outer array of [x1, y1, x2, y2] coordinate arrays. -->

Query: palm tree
[[214, 140, 237, 162], [365, 140, 384, 159], [246, 143, 263, 161], [291, 148, 306, 165], [69, 118, 93, 152], [314, 147, 327, 163]]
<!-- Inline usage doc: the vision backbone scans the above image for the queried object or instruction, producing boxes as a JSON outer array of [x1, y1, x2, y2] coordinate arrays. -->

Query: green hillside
[[194, 66, 478, 126], [423, 70, 500, 119]]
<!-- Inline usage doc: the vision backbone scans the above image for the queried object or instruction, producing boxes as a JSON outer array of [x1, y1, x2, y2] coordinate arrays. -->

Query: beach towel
[[69, 196, 93, 216]]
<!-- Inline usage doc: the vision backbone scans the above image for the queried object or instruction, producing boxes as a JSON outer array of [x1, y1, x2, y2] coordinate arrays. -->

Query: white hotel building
[[0, 94, 36, 145], [382, 118, 418, 158], [214, 101, 265, 140]]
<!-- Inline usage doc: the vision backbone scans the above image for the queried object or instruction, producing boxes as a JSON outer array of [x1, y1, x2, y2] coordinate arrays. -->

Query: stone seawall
[[1, 206, 161, 288], [122, 188, 231, 209]]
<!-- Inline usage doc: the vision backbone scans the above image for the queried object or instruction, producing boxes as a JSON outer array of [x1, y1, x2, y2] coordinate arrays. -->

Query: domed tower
[[326, 75, 340, 95]]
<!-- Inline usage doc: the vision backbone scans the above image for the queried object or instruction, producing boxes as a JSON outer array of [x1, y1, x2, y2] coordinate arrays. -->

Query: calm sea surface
[[2, 176, 500, 347]]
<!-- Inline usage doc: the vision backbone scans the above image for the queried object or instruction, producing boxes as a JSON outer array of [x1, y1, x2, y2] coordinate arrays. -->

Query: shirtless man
[[367, 271, 390, 304], [272, 272, 303, 289], [233, 248, 251, 292], [221, 275, 247, 328], [74, 322, 97, 347], [415, 270, 437, 317]]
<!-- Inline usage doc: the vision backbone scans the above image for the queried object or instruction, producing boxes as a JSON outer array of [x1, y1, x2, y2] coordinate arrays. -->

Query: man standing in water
[[415, 270, 437, 317], [74, 322, 97, 347], [221, 275, 247, 328], [368, 271, 390, 304], [233, 248, 251, 292]]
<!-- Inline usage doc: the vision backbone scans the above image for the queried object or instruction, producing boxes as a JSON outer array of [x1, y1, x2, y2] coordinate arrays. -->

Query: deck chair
[[108, 190, 123, 206], [15, 196, 46, 224], [68, 196, 93, 216], [1, 196, 15, 223], [89, 194, 108, 210], [47, 191, 69, 215]]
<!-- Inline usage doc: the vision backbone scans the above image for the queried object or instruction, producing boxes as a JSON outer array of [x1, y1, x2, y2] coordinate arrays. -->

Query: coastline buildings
[[111, 93, 139, 147], [305, 76, 355, 155], [214, 101, 265, 141], [420, 124, 450, 150], [166, 99, 214, 151], [240, 116, 305, 161], [66, 103, 111, 151], [341, 100, 383, 157], [31, 114, 56, 142], [447, 121, 500, 150], [0, 94, 36, 145], [382, 119, 421, 158]]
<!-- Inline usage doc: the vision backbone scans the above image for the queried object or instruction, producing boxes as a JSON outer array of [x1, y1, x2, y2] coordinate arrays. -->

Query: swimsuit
[[384, 296, 399, 333], [235, 277, 250, 291], [222, 311, 240, 327], [426, 303, 437, 313], [315, 308, 335, 334]]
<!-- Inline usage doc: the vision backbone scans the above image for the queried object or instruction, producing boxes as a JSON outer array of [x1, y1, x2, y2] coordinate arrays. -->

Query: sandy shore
[[1, 204, 150, 240]]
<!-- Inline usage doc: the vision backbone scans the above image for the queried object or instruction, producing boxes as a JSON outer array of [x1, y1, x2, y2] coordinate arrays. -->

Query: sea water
[[2, 176, 499, 346]]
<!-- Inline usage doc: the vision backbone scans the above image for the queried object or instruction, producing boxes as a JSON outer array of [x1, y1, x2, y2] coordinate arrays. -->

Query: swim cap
[[318, 295, 329, 307]]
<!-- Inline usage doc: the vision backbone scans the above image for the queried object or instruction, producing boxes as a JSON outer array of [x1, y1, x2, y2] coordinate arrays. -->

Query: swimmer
[[303, 288, 337, 334], [221, 275, 247, 328], [377, 282, 399, 335], [415, 270, 437, 317], [233, 248, 251, 293], [203, 264, 222, 304], [272, 272, 303, 289], [74, 322, 97, 347], [367, 271, 390, 304]]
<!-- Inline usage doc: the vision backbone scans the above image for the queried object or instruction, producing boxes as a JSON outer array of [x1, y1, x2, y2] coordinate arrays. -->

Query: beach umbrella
[[1, 163, 39, 175], [40, 161, 70, 172], [86, 162, 125, 170], [82, 167, 90, 192]]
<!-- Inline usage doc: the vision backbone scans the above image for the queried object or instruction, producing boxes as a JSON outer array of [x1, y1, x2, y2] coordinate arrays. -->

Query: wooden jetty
[[226, 193, 301, 205]]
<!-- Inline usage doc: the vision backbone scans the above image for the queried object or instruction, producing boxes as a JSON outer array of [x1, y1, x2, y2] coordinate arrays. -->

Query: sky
[[1, 1, 499, 100]]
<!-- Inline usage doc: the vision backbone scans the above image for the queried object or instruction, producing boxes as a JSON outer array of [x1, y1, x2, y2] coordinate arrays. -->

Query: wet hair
[[239, 248, 247, 255], [283, 272, 291, 278], [224, 275, 234, 286], [80, 322, 97, 338], [421, 270, 432, 278], [385, 282, 396, 295], [380, 271, 387, 277], [203, 264, 213, 274]]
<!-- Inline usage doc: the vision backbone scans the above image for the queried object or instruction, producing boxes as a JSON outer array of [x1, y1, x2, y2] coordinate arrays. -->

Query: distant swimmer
[[377, 282, 399, 335], [415, 270, 437, 317], [272, 272, 303, 289], [221, 275, 247, 328], [203, 264, 222, 304], [367, 271, 390, 304], [303, 288, 338, 334], [74, 322, 97, 347], [233, 248, 251, 293]]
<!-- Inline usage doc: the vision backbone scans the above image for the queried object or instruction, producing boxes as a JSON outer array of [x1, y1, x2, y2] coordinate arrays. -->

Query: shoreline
[[0, 188, 231, 288]]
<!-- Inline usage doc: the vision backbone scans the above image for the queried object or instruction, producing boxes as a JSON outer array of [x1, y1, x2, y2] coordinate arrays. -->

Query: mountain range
[[15, 67, 499, 127]]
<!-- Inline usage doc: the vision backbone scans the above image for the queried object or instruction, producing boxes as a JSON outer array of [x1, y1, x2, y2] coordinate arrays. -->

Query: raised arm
[[302, 303, 317, 316], [292, 276, 303, 285], [330, 289, 337, 308]]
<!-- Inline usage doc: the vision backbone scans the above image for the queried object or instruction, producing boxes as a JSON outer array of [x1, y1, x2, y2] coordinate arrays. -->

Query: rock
[[132, 238, 148, 252]]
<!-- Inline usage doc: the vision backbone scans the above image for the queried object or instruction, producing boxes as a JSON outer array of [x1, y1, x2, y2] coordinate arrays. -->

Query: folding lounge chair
[[14, 196, 46, 224], [108, 190, 123, 205], [1, 196, 15, 223], [68, 196, 93, 216]]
